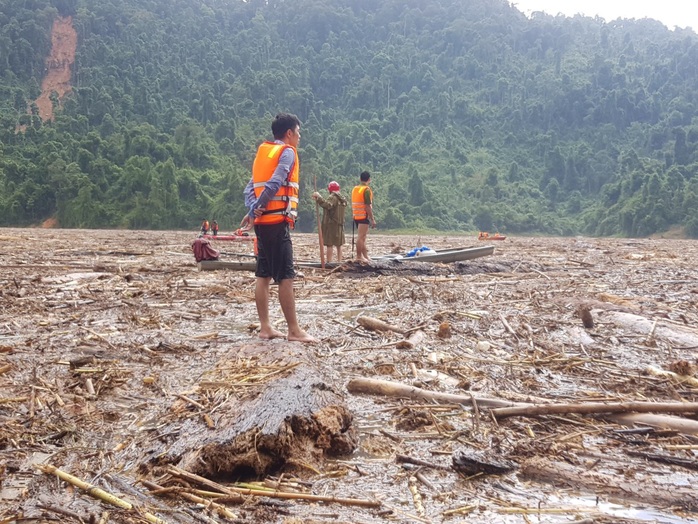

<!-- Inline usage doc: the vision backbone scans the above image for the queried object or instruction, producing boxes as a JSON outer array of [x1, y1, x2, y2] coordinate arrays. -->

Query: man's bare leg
[[325, 245, 333, 263], [356, 224, 370, 262], [336, 246, 342, 261], [278, 279, 318, 343], [255, 277, 284, 339]]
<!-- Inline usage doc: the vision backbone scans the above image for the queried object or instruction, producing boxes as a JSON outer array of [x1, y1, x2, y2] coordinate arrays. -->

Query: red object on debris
[[191, 238, 220, 262]]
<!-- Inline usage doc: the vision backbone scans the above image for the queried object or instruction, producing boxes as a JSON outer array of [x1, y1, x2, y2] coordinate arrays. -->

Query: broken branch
[[491, 401, 698, 419], [346, 377, 522, 409]]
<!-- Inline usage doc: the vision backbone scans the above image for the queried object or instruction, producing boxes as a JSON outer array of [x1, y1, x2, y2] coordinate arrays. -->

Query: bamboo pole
[[491, 401, 698, 419], [314, 174, 325, 269], [141, 480, 238, 520], [36, 464, 167, 524], [167, 466, 380, 508]]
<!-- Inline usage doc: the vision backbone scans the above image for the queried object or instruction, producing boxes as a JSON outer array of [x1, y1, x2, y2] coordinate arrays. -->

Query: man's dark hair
[[271, 113, 301, 140], [360, 171, 371, 182]]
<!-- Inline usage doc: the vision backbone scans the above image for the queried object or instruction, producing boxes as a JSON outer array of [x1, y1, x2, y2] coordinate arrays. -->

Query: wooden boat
[[372, 245, 495, 263], [198, 245, 494, 271], [478, 232, 506, 241]]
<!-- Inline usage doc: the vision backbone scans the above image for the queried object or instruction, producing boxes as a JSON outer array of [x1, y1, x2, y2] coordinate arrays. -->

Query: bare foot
[[259, 328, 285, 340], [287, 330, 319, 344]]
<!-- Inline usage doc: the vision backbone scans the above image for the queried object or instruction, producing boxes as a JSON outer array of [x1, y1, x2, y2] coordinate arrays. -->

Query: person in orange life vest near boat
[[211, 220, 219, 236], [311, 181, 348, 263], [239, 113, 317, 344], [352, 171, 377, 262], [200, 219, 209, 236]]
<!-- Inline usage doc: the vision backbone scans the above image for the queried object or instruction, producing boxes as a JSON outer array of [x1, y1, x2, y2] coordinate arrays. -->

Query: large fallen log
[[520, 456, 697, 510], [158, 343, 357, 478]]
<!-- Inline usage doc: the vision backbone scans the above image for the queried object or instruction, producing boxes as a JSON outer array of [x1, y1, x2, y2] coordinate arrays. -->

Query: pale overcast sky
[[511, 1, 697, 31]]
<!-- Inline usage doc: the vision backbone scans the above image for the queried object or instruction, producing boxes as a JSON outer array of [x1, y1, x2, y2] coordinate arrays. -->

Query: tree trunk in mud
[[520, 457, 698, 510], [158, 343, 357, 478]]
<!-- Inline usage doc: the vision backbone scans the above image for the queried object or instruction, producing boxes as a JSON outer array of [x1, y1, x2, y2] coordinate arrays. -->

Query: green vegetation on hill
[[1, 0, 698, 237]]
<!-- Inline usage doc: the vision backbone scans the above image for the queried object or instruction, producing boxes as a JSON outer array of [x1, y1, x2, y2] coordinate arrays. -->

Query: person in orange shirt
[[351, 171, 376, 262], [240, 113, 317, 344]]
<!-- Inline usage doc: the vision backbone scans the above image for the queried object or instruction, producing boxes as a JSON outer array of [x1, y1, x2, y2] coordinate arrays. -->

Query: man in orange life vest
[[240, 113, 317, 344], [352, 171, 376, 262]]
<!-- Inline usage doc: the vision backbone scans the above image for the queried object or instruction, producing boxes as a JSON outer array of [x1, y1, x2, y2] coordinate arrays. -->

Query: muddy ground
[[1, 228, 697, 524]]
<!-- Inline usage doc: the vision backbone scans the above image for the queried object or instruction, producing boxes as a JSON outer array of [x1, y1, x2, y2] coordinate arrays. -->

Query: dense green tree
[[1, 0, 697, 236]]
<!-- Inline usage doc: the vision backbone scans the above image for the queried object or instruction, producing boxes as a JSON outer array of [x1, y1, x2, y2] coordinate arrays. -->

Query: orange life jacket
[[351, 185, 372, 220], [252, 142, 299, 226], [202, 220, 209, 231]]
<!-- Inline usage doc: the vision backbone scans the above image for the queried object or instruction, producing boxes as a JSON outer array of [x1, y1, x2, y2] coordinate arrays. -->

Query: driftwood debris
[[602, 311, 698, 347], [646, 364, 698, 388], [605, 413, 698, 435], [36, 464, 167, 524], [6, 230, 698, 523], [162, 343, 357, 478], [167, 465, 381, 508], [396, 329, 427, 349], [346, 377, 521, 409], [349, 378, 698, 435], [452, 450, 517, 476], [357, 315, 406, 334], [520, 457, 698, 510], [491, 400, 698, 419], [141, 479, 239, 520]]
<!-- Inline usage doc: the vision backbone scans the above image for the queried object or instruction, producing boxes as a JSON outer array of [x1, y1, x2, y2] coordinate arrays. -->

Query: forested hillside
[[2, 0, 698, 236]]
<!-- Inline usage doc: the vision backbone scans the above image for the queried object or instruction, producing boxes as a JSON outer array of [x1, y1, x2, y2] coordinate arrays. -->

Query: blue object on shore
[[406, 246, 432, 257]]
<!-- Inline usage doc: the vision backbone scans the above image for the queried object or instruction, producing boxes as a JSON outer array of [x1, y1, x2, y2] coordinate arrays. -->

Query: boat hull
[[372, 245, 495, 263], [198, 245, 494, 271]]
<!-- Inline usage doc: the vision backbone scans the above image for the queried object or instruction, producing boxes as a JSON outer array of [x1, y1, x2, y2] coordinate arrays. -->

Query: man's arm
[[243, 178, 256, 219], [365, 189, 376, 227], [312, 193, 333, 210], [366, 204, 376, 227]]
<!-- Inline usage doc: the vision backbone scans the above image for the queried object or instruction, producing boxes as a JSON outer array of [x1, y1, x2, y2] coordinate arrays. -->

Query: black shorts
[[254, 221, 296, 283], [354, 218, 370, 225]]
